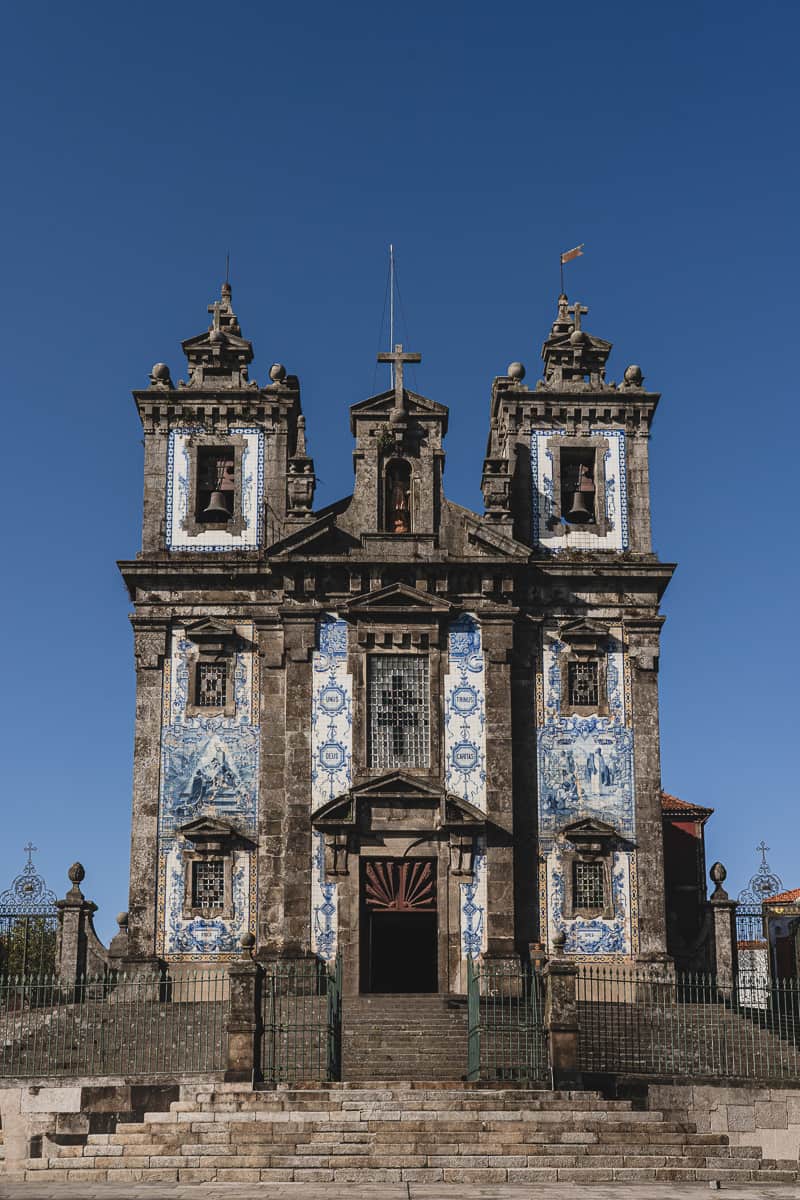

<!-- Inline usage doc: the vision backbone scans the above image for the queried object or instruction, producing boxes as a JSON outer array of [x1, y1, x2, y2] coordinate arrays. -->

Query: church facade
[[119, 282, 674, 994]]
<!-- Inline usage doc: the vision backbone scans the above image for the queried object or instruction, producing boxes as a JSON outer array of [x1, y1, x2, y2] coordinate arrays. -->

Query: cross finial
[[376, 343, 422, 414], [23, 842, 37, 865], [208, 298, 223, 332], [757, 840, 770, 865], [568, 300, 589, 331]]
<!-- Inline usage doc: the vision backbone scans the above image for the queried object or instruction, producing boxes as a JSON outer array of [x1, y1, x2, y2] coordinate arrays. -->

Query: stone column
[[126, 619, 168, 966], [55, 864, 108, 985], [256, 619, 287, 955], [225, 934, 263, 1083], [708, 862, 739, 998], [480, 613, 517, 963], [542, 932, 581, 1090], [626, 619, 669, 960]]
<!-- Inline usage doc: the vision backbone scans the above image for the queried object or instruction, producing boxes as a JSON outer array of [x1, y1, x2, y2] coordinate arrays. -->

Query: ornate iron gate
[[466, 955, 547, 1082], [0, 845, 58, 978], [261, 954, 342, 1084]]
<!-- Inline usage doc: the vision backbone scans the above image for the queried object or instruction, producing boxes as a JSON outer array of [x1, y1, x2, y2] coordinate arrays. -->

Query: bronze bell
[[202, 491, 233, 521], [566, 490, 593, 523]]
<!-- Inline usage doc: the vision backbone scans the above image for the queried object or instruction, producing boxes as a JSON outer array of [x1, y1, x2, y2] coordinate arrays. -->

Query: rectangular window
[[196, 447, 236, 522], [191, 859, 225, 909], [368, 654, 430, 769], [196, 662, 227, 708], [573, 860, 605, 911], [568, 659, 599, 707]]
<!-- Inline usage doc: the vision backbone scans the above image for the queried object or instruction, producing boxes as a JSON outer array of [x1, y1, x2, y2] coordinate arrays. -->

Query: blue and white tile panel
[[165, 427, 264, 551], [156, 623, 259, 960], [543, 843, 637, 958], [460, 842, 487, 958], [530, 429, 628, 551], [310, 615, 352, 960], [444, 614, 487, 812]]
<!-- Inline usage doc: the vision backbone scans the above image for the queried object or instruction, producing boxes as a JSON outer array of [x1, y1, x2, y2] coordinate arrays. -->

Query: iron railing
[[577, 966, 800, 1080], [466, 956, 547, 1082], [0, 970, 228, 1078], [260, 955, 342, 1084]]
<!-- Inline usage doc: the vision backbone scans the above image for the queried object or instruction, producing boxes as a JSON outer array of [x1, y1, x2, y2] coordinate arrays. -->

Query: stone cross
[[208, 299, 223, 331], [568, 301, 588, 331], [377, 343, 421, 412]]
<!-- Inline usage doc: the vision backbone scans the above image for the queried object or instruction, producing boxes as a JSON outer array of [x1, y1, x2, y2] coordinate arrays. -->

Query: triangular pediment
[[185, 618, 239, 642], [563, 817, 617, 838], [350, 388, 449, 421], [349, 772, 445, 801], [444, 794, 487, 826], [178, 817, 238, 840], [558, 618, 610, 645], [345, 582, 452, 616], [182, 330, 252, 353], [268, 505, 358, 557]]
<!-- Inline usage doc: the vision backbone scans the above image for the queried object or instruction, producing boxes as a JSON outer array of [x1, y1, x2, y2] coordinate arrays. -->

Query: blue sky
[[0, 0, 796, 941]]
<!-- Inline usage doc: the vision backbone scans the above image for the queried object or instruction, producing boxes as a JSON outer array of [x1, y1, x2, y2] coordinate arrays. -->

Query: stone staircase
[[17, 1083, 800, 1184], [342, 994, 469, 1082]]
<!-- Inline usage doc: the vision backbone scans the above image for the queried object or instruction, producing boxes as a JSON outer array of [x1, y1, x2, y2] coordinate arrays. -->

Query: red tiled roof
[[660, 790, 714, 820], [764, 887, 800, 904]]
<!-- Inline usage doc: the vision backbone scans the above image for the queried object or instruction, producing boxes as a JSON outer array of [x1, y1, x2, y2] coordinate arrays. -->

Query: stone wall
[[647, 1083, 800, 1166]]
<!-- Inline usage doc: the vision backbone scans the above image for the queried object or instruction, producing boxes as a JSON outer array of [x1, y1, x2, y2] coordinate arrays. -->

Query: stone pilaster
[[55, 864, 108, 984], [543, 934, 581, 1089], [126, 619, 168, 964], [225, 935, 262, 1083], [627, 619, 669, 960], [279, 613, 316, 953], [708, 862, 739, 998]]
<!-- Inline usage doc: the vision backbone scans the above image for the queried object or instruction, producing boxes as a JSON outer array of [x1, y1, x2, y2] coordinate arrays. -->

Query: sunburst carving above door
[[364, 860, 436, 911]]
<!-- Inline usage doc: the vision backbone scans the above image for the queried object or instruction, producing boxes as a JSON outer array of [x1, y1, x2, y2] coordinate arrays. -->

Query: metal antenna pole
[[389, 243, 395, 389]]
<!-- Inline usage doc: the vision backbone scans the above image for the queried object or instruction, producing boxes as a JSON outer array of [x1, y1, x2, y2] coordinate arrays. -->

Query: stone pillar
[[279, 614, 316, 954], [126, 618, 168, 965], [480, 614, 516, 963], [55, 863, 108, 984], [708, 862, 739, 998], [626, 620, 669, 960], [543, 933, 581, 1090], [225, 934, 263, 1083]]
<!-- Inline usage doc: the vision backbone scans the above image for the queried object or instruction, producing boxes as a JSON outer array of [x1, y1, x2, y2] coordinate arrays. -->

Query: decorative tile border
[[165, 427, 264, 551], [444, 614, 487, 811], [531, 429, 628, 550], [539, 847, 639, 960], [461, 842, 487, 957], [156, 841, 257, 961]]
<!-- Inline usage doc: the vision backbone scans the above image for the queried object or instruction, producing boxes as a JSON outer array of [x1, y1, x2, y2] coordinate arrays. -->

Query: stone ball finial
[[551, 930, 567, 956], [710, 861, 727, 885], [269, 362, 287, 383], [240, 932, 256, 957], [569, 329, 589, 346], [208, 328, 224, 344], [150, 362, 171, 384], [222, 281, 232, 297], [116, 912, 129, 929], [507, 361, 526, 381], [68, 862, 85, 885], [624, 364, 644, 387]]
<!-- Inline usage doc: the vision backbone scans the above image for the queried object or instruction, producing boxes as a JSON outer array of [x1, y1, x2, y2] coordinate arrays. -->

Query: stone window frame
[[562, 845, 615, 921], [559, 644, 610, 718], [184, 637, 238, 719], [181, 848, 235, 921], [181, 432, 247, 539], [547, 433, 610, 537]]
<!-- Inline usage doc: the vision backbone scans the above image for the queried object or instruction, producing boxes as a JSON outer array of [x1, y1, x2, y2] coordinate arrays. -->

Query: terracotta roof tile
[[764, 887, 800, 904], [660, 790, 714, 819]]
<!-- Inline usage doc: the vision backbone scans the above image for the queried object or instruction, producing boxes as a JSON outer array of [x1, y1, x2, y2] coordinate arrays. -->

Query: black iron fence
[[466, 956, 547, 1083], [0, 970, 228, 1078], [577, 966, 800, 1080], [260, 954, 342, 1084]]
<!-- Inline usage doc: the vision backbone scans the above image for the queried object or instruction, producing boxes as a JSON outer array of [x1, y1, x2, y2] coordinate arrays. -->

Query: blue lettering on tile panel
[[156, 626, 259, 960]]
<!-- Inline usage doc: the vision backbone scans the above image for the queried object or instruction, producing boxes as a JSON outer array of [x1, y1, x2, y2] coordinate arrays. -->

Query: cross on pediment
[[377, 343, 421, 410], [568, 301, 588, 331], [208, 299, 223, 332]]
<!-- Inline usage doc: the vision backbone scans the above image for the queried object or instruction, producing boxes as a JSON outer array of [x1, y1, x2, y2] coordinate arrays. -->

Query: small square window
[[573, 860, 605, 911], [196, 662, 227, 708], [191, 859, 225, 910], [568, 660, 599, 707], [196, 447, 236, 523]]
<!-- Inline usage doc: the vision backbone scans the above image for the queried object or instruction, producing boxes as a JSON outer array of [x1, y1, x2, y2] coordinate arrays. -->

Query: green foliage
[[0, 916, 57, 977]]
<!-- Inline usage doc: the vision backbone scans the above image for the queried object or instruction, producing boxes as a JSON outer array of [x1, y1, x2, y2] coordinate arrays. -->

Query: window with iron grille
[[367, 654, 430, 769], [191, 859, 225, 909], [568, 659, 599, 707], [196, 662, 227, 708], [573, 860, 605, 911]]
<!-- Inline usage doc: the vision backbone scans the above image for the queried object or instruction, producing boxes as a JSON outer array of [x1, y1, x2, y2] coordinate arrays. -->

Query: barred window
[[568, 659, 599, 707], [368, 654, 430, 769], [196, 662, 227, 708], [191, 860, 225, 909], [573, 860, 605, 911]]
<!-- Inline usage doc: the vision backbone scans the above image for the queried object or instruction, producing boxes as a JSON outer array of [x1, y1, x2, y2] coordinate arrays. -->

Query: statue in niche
[[386, 460, 411, 533]]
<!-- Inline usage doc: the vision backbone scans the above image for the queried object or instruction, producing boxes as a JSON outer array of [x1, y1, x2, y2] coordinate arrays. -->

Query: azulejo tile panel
[[530, 429, 628, 551], [536, 626, 637, 957], [541, 844, 638, 959], [444, 614, 487, 812], [310, 615, 351, 960], [460, 842, 487, 958], [165, 427, 264, 551], [157, 625, 259, 960]]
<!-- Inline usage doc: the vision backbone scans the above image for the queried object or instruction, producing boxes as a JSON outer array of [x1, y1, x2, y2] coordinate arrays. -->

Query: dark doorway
[[360, 858, 438, 993]]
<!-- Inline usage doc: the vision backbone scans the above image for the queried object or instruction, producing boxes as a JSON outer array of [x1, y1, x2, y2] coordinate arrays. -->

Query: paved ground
[[1, 1185, 799, 1199]]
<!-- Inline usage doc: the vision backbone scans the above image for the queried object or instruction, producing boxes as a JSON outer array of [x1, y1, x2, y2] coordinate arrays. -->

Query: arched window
[[385, 459, 411, 533]]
